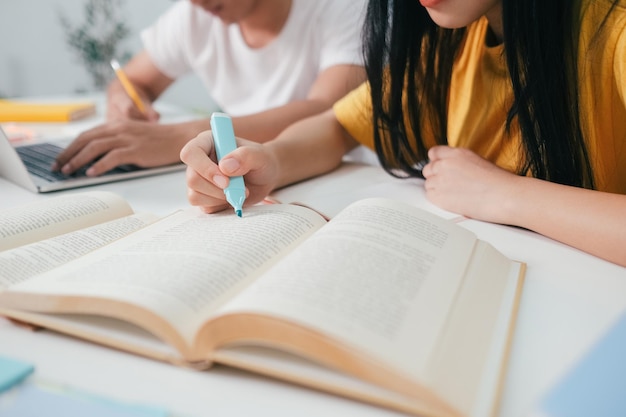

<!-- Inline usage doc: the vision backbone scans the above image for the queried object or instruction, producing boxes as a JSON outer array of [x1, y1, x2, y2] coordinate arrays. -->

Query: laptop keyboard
[[16, 143, 140, 182]]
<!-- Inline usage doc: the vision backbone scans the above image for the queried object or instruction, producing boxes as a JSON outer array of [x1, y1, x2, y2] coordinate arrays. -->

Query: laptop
[[0, 126, 185, 193]]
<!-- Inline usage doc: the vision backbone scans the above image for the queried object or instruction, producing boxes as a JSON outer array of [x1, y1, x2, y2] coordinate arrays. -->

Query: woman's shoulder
[[579, 0, 626, 49], [610, 0, 626, 9], [583, 0, 626, 9], [581, 0, 626, 21]]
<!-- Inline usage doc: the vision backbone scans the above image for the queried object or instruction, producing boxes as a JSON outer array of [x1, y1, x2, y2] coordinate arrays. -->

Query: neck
[[239, 0, 292, 48], [485, 2, 504, 45]]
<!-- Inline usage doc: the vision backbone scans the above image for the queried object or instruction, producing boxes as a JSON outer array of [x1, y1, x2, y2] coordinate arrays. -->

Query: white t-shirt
[[141, 0, 366, 116]]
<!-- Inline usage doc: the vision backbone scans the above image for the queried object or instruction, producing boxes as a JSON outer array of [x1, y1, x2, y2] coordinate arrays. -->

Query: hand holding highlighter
[[210, 112, 246, 217]]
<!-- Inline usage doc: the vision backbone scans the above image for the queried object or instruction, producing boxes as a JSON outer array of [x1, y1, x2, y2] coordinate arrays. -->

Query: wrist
[[502, 175, 543, 229], [263, 140, 289, 190]]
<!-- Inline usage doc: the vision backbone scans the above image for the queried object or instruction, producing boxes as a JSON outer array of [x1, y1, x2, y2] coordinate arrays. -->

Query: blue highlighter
[[210, 112, 246, 217]]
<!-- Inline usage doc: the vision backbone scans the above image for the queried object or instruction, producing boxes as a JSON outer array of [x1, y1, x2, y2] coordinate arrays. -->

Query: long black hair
[[363, 0, 616, 188]]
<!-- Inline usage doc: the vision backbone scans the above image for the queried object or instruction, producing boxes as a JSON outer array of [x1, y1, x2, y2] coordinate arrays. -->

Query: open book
[[0, 191, 159, 281], [0, 193, 525, 417]]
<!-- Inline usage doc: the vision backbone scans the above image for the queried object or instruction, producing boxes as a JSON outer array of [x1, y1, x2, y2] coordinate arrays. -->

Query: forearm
[[177, 117, 212, 136], [508, 177, 626, 266], [107, 79, 153, 103], [232, 64, 366, 143], [231, 99, 334, 143], [266, 110, 358, 189], [165, 118, 213, 153]]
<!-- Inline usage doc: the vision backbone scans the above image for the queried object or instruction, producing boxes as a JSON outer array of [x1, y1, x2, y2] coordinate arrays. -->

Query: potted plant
[[59, 0, 132, 90]]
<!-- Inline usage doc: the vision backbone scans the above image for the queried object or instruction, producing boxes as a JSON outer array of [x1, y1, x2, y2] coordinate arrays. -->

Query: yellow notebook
[[0, 100, 96, 122]]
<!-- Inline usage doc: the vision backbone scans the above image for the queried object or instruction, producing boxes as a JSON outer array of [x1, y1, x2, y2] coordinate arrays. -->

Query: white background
[[0, 0, 215, 113]]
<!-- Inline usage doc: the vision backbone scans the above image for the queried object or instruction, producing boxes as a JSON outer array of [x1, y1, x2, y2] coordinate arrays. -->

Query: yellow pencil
[[110, 59, 147, 115]]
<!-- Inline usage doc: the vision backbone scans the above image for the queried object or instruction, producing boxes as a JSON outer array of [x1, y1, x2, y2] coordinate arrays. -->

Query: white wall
[[0, 0, 215, 114]]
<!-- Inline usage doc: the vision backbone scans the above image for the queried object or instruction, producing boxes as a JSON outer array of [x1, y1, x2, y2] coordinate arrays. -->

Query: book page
[[218, 198, 479, 379], [270, 162, 459, 220], [0, 191, 134, 251], [0, 309, 184, 365], [424, 242, 524, 416], [0, 212, 158, 289], [1, 205, 327, 345]]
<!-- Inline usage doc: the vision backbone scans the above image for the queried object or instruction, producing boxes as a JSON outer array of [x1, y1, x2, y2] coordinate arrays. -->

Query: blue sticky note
[[0, 382, 170, 417], [536, 313, 626, 417], [0, 356, 34, 393]]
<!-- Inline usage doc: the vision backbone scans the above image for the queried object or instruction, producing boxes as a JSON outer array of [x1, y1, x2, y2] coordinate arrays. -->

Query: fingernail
[[61, 164, 71, 174], [86, 167, 96, 177], [213, 175, 229, 189], [220, 158, 239, 174]]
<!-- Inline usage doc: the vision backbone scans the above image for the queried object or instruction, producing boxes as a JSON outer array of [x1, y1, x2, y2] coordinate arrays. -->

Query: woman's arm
[[422, 146, 626, 267], [181, 109, 359, 213], [231, 64, 366, 142]]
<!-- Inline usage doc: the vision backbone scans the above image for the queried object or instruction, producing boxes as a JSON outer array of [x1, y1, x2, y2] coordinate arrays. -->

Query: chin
[[426, 10, 474, 29]]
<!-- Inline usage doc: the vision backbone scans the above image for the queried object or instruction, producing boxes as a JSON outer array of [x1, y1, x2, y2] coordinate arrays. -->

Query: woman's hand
[[180, 130, 280, 213], [423, 145, 626, 267], [422, 145, 522, 224]]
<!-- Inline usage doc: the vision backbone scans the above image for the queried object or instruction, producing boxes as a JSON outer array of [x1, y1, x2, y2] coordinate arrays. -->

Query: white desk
[[1, 111, 626, 417]]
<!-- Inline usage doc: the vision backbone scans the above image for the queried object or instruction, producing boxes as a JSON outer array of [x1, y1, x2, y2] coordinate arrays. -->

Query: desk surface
[[1, 104, 626, 417]]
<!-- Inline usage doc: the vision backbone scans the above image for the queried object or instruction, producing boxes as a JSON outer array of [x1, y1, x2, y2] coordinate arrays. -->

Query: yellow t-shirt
[[334, 0, 626, 193]]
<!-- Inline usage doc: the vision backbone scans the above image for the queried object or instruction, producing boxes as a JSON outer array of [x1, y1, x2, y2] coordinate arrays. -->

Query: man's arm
[[54, 63, 365, 177], [106, 50, 174, 121]]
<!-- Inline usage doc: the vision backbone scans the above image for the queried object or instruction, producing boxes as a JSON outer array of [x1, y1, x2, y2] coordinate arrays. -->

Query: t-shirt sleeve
[[333, 81, 375, 150], [317, 0, 366, 71], [140, 1, 194, 79]]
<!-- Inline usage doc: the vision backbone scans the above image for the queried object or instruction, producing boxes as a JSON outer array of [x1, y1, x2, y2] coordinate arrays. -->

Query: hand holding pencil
[[109, 59, 158, 121]]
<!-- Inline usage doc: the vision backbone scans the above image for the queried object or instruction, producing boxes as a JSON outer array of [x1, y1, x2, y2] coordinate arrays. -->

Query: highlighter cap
[[211, 112, 237, 160]]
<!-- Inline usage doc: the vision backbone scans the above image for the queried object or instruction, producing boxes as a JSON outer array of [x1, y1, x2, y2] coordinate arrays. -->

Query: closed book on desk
[[529, 312, 626, 417], [0, 194, 525, 417], [0, 99, 96, 122]]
